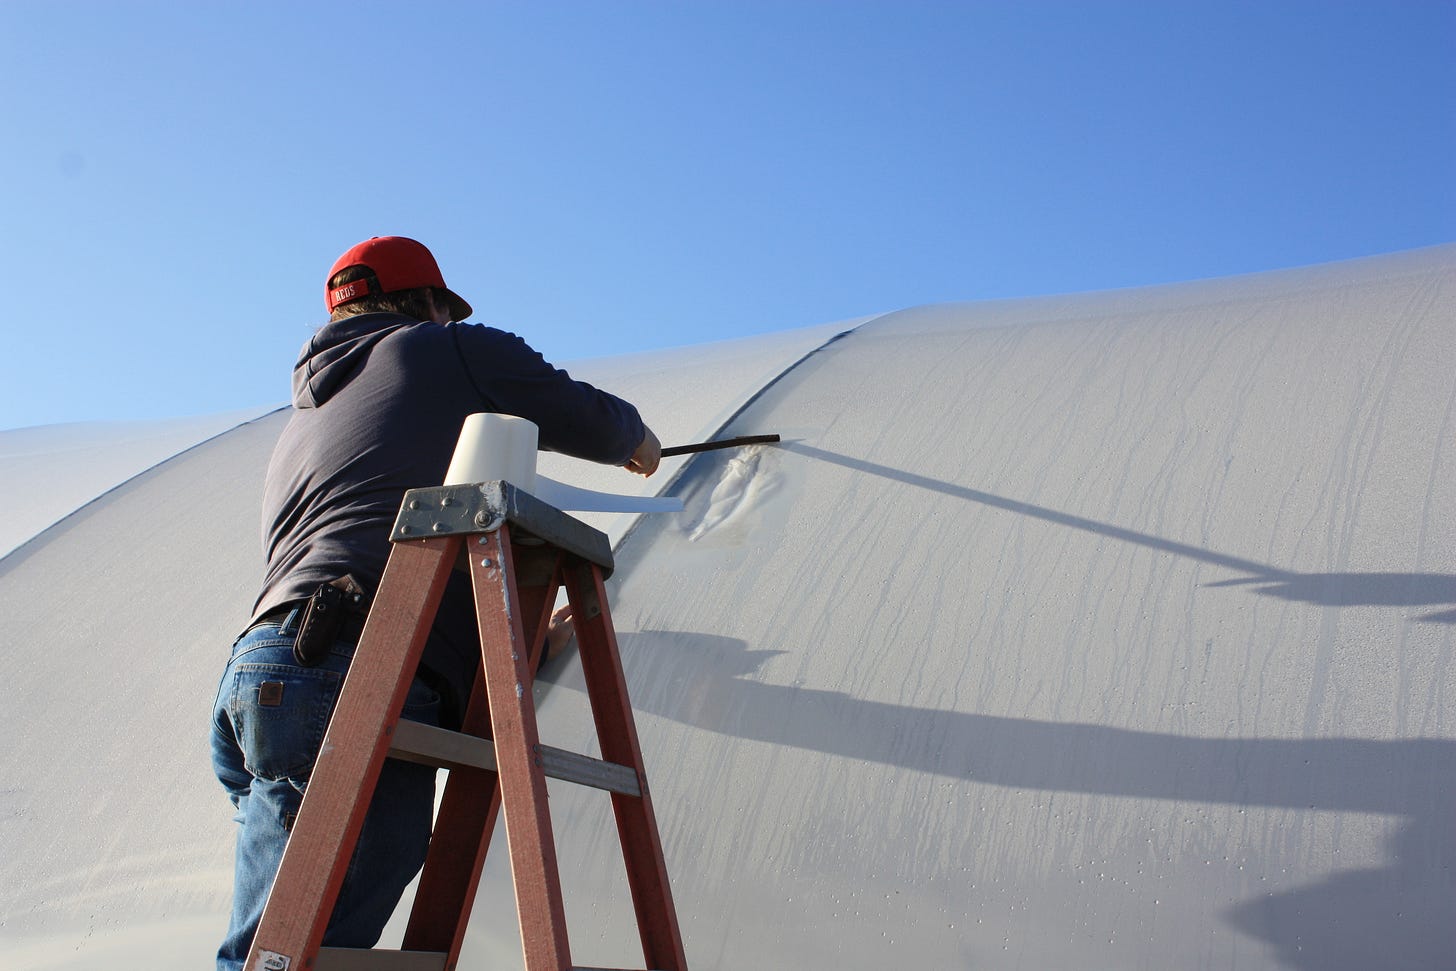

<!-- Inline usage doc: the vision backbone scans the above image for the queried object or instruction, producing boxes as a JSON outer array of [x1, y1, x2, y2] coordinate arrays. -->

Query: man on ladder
[[208, 236, 662, 971]]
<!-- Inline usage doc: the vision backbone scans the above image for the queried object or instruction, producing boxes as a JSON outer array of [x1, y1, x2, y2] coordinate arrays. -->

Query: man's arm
[[452, 324, 647, 466]]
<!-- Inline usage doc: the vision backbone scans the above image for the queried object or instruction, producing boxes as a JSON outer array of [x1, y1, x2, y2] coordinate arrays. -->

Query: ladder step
[[316, 947, 446, 970], [389, 718, 642, 796]]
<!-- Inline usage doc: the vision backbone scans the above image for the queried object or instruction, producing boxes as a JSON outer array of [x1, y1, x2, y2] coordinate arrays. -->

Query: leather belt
[[254, 603, 301, 629], [246, 601, 367, 645]]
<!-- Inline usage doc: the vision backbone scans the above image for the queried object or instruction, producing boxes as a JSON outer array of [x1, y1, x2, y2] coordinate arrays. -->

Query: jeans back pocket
[[228, 661, 344, 783]]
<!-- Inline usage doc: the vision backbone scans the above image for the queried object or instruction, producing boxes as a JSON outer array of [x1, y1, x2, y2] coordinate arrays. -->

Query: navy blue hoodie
[[254, 313, 645, 724]]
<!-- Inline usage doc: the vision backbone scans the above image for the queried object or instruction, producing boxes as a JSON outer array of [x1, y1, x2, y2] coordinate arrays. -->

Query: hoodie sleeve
[[450, 323, 646, 465]]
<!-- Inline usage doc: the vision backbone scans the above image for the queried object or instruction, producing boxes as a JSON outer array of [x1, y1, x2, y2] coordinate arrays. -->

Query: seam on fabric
[[610, 312, 893, 555]]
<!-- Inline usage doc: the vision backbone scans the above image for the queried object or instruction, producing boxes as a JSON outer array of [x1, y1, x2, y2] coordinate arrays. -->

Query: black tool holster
[[293, 575, 369, 667]]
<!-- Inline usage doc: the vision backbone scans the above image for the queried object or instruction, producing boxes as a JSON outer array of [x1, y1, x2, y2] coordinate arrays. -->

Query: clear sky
[[1, 1, 1452, 430]]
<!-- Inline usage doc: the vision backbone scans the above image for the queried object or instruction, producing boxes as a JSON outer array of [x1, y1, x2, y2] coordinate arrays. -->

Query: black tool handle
[[661, 434, 781, 457]]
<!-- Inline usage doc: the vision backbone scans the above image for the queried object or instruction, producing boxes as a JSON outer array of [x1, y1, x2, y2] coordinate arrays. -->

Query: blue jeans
[[210, 615, 441, 971]]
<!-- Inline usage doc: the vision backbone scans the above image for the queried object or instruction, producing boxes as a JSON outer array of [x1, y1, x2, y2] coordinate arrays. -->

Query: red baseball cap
[[326, 236, 473, 321]]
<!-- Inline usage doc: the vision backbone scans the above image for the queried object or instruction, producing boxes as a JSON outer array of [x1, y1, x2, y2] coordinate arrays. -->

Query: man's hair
[[328, 264, 447, 322]]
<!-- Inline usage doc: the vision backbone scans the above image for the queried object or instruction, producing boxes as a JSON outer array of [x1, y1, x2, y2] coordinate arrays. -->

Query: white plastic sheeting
[[1, 249, 1452, 969], [0, 407, 276, 557], [553, 245, 1456, 971]]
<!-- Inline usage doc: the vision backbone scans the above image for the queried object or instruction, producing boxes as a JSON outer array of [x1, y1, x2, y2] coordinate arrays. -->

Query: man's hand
[[625, 425, 662, 477], [545, 605, 575, 663]]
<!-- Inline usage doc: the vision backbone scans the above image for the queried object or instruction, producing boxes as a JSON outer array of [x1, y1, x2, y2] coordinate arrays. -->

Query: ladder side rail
[[400, 662, 503, 957], [471, 525, 574, 970], [563, 561, 689, 971], [402, 543, 563, 960], [513, 545, 567, 673], [245, 536, 461, 971]]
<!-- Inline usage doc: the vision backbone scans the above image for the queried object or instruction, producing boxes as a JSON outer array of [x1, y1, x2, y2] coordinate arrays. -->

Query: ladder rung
[[316, 947, 446, 970], [541, 743, 643, 796], [388, 719, 493, 773], [389, 719, 642, 796]]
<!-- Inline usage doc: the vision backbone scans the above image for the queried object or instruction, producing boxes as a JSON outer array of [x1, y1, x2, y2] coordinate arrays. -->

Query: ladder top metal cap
[[390, 480, 614, 575]]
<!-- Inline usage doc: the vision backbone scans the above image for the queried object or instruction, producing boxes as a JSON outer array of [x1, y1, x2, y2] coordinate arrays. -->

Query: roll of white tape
[[443, 413, 539, 492]]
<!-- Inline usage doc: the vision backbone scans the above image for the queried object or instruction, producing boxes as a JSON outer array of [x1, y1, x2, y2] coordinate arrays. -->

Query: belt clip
[[292, 576, 368, 667]]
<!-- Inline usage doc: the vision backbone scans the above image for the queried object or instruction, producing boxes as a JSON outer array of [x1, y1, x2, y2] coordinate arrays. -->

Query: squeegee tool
[[661, 434, 780, 457]]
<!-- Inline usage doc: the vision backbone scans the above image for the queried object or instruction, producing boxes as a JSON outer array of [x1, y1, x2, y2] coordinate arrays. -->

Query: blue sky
[[2, 1, 1452, 430]]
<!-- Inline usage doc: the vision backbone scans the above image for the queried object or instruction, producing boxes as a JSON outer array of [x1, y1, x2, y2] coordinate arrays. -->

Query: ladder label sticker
[[257, 951, 290, 970]]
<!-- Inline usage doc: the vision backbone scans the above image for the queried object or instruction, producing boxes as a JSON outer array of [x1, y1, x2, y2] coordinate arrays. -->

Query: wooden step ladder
[[243, 480, 688, 971]]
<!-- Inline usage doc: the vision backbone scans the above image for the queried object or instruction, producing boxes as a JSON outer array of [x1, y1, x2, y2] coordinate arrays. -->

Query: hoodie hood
[[292, 314, 413, 409]]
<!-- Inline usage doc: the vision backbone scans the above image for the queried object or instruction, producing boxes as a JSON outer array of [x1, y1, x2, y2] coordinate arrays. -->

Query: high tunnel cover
[[1, 245, 1453, 970]]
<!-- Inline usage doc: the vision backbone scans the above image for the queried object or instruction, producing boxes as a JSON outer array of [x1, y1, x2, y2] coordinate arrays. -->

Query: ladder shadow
[[783, 442, 1456, 623], [608, 628, 1456, 971]]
